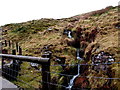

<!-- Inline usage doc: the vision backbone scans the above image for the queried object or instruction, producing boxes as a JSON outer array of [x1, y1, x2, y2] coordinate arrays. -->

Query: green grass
[[2, 6, 119, 89], [13, 62, 42, 88]]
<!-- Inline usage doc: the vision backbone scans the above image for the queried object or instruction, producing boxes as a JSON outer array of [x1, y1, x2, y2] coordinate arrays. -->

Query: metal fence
[[1, 54, 120, 89], [1, 51, 51, 90], [1, 40, 51, 89], [1, 40, 120, 90]]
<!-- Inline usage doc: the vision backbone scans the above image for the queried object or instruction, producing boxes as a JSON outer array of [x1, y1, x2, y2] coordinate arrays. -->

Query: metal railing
[[0, 54, 49, 63], [1, 40, 120, 90], [0, 53, 51, 90], [1, 39, 52, 89]]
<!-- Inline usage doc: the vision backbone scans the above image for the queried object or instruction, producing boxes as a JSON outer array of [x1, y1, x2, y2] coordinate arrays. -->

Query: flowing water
[[68, 31, 72, 38], [66, 49, 82, 90], [66, 64, 80, 90], [76, 49, 82, 60]]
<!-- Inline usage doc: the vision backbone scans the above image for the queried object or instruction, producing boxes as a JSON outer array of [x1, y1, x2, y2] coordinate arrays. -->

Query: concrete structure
[[0, 60, 18, 89]]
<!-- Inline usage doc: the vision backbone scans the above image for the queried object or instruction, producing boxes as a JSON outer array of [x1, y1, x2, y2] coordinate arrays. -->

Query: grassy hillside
[[1, 6, 119, 89]]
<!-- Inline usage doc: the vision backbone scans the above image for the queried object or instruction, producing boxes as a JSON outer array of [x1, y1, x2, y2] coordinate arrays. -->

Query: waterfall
[[76, 49, 82, 60], [68, 31, 72, 38], [66, 64, 80, 90], [66, 49, 82, 90]]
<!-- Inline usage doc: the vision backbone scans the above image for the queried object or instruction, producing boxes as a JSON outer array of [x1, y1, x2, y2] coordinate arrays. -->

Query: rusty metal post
[[41, 52, 51, 90], [11, 49, 16, 80], [12, 41, 14, 49], [18, 46, 22, 55], [18, 46, 22, 64], [4, 40, 7, 47], [8, 40, 11, 48], [1, 55, 4, 76], [2, 49, 8, 78], [16, 42, 18, 52], [41, 61, 50, 90]]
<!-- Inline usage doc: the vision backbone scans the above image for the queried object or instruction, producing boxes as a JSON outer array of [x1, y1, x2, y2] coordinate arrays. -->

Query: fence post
[[41, 62, 50, 90], [41, 52, 51, 90], [1, 55, 3, 77], [2, 49, 8, 77], [18, 46, 22, 65], [16, 42, 18, 52], [5, 40, 7, 47], [8, 40, 11, 48], [18, 46, 22, 55], [11, 49, 16, 80], [12, 41, 14, 49]]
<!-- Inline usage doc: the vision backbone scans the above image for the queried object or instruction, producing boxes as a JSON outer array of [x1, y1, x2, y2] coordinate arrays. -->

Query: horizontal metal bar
[[0, 54, 49, 64]]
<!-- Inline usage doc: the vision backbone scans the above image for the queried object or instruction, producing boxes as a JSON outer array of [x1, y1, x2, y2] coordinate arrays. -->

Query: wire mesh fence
[[1, 40, 120, 90], [1, 55, 120, 89], [1, 55, 51, 89], [2, 60, 41, 88]]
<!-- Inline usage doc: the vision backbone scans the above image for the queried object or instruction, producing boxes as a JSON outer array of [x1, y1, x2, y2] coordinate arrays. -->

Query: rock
[[51, 76, 58, 90], [73, 77, 89, 89], [92, 51, 115, 72], [54, 56, 66, 65], [47, 28, 52, 31], [67, 38, 80, 48]]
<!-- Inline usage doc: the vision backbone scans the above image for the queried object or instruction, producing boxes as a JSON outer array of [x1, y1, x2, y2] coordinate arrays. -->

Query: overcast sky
[[0, 0, 119, 26]]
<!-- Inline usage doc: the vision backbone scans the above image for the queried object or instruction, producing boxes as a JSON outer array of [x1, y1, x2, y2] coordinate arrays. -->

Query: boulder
[[73, 77, 89, 89]]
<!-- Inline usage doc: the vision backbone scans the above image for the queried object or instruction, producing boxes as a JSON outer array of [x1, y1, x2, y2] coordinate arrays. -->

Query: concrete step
[[0, 60, 18, 89], [0, 77, 18, 90]]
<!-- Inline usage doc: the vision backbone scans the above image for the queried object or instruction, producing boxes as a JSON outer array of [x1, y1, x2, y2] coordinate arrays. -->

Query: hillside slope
[[1, 6, 119, 89]]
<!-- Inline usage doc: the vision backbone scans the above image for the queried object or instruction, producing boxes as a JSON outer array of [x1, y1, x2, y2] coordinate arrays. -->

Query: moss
[[13, 62, 41, 88], [1, 6, 119, 89]]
